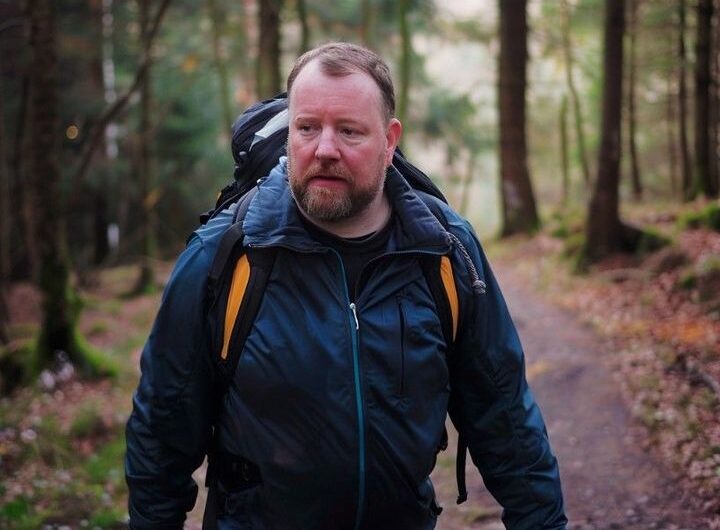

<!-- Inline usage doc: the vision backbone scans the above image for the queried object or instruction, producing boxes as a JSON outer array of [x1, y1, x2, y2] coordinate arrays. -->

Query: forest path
[[429, 261, 707, 530]]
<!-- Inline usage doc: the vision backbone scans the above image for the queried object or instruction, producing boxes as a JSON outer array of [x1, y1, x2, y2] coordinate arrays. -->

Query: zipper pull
[[350, 303, 360, 330]]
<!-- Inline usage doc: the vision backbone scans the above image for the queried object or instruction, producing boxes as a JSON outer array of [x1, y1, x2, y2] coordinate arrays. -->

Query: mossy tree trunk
[[133, 0, 158, 295], [498, 0, 540, 236], [256, 0, 282, 99], [27, 0, 92, 372], [585, 0, 628, 263]]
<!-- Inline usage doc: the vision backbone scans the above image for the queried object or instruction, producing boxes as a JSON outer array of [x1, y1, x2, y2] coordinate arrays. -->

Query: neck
[[301, 193, 392, 238]]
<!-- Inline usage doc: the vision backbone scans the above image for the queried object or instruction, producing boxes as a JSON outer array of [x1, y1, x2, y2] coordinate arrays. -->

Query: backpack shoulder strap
[[415, 190, 469, 505]]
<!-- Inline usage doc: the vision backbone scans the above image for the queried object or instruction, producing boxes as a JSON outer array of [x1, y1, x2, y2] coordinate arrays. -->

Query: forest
[[1, 0, 719, 528]]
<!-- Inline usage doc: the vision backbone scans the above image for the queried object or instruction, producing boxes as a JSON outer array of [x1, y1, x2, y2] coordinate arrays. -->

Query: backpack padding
[[440, 256, 459, 342], [221, 255, 250, 360]]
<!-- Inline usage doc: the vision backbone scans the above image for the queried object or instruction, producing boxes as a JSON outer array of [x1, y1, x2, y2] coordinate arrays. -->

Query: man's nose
[[315, 127, 340, 161]]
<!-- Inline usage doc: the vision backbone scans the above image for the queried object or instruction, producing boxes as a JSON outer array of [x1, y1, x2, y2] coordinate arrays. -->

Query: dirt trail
[[429, 262, 708, 530]]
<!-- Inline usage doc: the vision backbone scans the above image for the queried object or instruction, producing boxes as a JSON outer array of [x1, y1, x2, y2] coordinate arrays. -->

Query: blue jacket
[[125, 159, 566, 530]]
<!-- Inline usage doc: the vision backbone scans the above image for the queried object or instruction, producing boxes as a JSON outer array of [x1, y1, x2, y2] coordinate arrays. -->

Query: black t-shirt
[[301, 215, 393, 302]]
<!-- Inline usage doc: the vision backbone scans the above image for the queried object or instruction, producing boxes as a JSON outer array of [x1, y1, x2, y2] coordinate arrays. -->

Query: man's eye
[[341, 128, 356, 136]]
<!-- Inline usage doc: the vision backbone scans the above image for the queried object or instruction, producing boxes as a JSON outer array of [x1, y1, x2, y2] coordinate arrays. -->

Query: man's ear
[[384, 118, 402, 166]]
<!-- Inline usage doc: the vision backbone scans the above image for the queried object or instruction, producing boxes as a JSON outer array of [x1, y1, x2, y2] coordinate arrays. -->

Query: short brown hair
[[286, 42, 396, 123]]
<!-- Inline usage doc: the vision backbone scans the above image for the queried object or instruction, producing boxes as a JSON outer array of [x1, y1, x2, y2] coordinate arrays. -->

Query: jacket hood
[[243, 157, 452, 253]]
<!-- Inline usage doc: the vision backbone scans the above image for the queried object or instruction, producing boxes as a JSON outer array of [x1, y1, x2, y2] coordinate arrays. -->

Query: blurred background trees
[[1, 0, 719, 377]]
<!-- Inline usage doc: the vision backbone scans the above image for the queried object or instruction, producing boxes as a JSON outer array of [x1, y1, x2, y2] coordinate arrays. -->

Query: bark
[[560, 94, 570, 206], [585, 0, 626, 262], [498, 0, 540, 236], [297, 0, 310, 53], [678, 0, 693, 200], [666, 73, 678, 196], [134, 0, 157, 294], [397, 0, 411, 130], [710, 0, 720, 195], [206, 0, 234, 135], [694, 0, 716, 197], [627, 0, 642, 199], [0, 81, 9, 344], [560, 0, 590, 186], [27, 0, 89, 369], [256, 0, 282, 99]]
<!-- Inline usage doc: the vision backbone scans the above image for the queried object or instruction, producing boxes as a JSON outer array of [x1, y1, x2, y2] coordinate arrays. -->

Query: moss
[[678, 268, 697, 290], [635, 227, 671, 256], [677, 203, 720, 231]]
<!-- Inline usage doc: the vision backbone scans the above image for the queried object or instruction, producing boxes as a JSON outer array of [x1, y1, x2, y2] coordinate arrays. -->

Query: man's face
[[287, 60, 401, 223]]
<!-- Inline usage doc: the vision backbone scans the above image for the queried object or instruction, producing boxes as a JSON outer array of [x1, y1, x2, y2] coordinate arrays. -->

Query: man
[[125, 42, 566, 529]]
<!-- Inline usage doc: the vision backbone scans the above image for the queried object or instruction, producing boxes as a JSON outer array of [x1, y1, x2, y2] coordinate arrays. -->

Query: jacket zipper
[[329, 250, 366, 530]]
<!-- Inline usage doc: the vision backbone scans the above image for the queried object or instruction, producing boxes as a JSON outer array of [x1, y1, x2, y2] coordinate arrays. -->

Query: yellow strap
[[221, 254, 251, 360], [440, 256, 459, 342]]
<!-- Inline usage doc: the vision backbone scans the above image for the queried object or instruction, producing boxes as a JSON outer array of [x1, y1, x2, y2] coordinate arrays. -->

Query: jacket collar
[[243, 157, 451, 254]]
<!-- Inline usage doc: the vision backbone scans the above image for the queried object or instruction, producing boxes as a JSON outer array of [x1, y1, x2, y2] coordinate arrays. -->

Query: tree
[[397, 0, 412, 129], [584, 0, 638, 263], [559, 0, 591, 187], [206, 0, 234, 134], [0, 82, 9, 345], [498, 0, 539, 236], [694, 0, 717, 197], [678, 0, 693, 200], [256, 0, 282, 99], [26, 0, 94, 372], [133, 0, 159, 294], [297, 0, 310, 53], [626, 0, 642, 199]]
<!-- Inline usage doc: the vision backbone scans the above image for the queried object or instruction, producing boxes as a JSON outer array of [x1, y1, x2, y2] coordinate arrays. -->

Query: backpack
[[201, 95, 470, 529]]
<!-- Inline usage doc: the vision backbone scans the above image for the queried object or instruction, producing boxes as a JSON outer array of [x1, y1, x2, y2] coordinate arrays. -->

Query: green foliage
[[0, 339, 37, 396], [677, 203, 720, 231], [635, 227, 672, 256], [84, 436, 126, 488]]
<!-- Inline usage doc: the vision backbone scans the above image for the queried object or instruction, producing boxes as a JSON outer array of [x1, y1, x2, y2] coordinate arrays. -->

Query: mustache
[[303, 162, 353, 181]]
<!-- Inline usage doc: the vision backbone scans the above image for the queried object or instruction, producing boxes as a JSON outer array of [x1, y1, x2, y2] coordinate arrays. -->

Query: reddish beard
[[288, 159, 384, 222]]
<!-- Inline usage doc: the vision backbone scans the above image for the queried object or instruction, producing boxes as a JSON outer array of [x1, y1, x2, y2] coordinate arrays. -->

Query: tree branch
[[70, 0, 171, 197]]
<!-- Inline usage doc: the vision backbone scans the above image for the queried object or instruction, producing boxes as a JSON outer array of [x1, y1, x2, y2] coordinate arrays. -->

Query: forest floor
[[1, 203, 719, 529]]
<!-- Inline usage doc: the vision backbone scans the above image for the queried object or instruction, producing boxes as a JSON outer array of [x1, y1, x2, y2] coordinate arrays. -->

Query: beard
[[287, 150, 388, 223]]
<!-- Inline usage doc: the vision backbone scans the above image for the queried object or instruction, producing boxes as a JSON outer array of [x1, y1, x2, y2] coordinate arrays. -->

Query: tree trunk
[[560, 0, 591, 187], [459, 153, 477, 217], [498, 0, 540, 236], [710, 0, 720, 195], [0, 80, 9, 345], [560, 94, 570, 207], [256, 0, 282, 99], [297, 0, 310, 54], [206, 0, 234, 135], [627, 0, 642, 199], [678, 0, 693, 200], [27, 0, 91, 371], [666, 73, 678, 196], [134, 0, 157, 294], [360, 0, 374, 47], [694, 0, 716, 197], [397, 0, 412, 132], [585, 0, 626, 263]]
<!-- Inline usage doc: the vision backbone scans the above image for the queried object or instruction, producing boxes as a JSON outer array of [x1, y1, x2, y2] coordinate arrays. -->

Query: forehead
[[289, 60, 385, 122]]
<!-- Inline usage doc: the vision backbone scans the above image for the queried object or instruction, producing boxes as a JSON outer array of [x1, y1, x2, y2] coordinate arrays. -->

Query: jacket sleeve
[[125, 233, 216, 530], [446, 219, 567, 530]]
